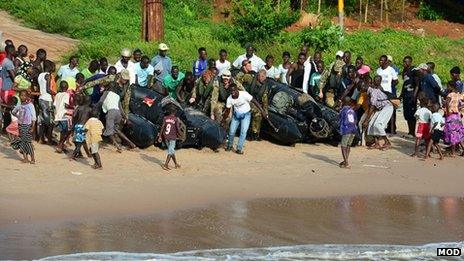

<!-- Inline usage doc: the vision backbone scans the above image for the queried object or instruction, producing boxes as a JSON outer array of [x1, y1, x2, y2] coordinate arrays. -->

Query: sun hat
[[120, 48, 131, 57], [120, 69, 130, 80], [336, 50, 344, 57], [158, 43, 169, 51], [222, 69, 231, 78], [416, 63, 428, 70], [357, 65, 371, 75]]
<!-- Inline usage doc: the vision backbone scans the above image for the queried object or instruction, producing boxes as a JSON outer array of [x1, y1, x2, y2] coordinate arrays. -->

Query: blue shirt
[[420, 73, 441, 102], [1, 58, 14, 90], [193, 59, 208, 78], [340, 106, 357, 135], [57, 64, 79, 80], [135, 63, 155, 87], [151, 55, 172, 82]]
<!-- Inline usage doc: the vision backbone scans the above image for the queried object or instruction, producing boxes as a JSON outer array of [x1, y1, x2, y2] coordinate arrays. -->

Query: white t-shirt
[[226, 91, 253, 114], [261, 65, 280, 80], [376, 66, 398, 93], [414, 107, 432, 124], [278, 64, 290, 84], [53, 92, 70, 121], [57, 64, 79, 80], [102, 91, 120, 113], [232, 54, 265, 72], [431, 112, 445, 131], [216, 59, 231, 76], [115, 60, 136, 85], [38, 72, 53, 102]]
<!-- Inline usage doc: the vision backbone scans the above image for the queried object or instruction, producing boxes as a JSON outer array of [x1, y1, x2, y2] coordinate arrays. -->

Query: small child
[[71, 95, 92, 160], [339, 96, 358, 169], [158, 104, 181, 170], [11, 90, 36, 164], [411, 98, 432, 157], [84, 109, 104, 169], [425, 103, 444, 160], [54, 81, 73, 153]]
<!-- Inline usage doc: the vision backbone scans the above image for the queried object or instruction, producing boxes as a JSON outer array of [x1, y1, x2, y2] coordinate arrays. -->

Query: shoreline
[[1, 119, 464, 226]]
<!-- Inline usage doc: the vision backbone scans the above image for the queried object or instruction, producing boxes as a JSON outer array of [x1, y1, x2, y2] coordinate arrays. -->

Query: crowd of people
[[0, 38, 463, 170]]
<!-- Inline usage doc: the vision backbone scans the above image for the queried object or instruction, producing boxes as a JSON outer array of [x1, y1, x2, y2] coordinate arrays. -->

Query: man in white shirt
[[216, 49, 231, 76], [57, 56, 79, 80], [376, 55, 398, 94], [114, 48, 136, 85], [232, 44, 265, 73]]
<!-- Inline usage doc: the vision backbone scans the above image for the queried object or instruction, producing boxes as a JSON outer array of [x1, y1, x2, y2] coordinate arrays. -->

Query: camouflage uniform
[[318, 59, 345, 108], [235, 71, 255, 92], [210, 79, 244, 124], [191, 78, 214, 114], [248, 77, 269, 135]]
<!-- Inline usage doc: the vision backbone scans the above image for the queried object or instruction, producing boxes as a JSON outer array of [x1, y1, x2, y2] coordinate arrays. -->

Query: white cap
[[416, 63, 428, 70], [222, 69, 231, 78], [387, 55, 393, 62], [158, 43, 169, 51], [336, 50, 344, 57], [121, 48, 131, 57]]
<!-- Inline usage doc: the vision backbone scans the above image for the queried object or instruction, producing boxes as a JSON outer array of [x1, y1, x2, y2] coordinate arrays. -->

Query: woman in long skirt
[[11, 90, 36, 164]]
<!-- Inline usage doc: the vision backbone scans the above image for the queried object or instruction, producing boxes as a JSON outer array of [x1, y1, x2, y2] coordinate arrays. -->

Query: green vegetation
[[0, 0, 463, 81], [417, 1, 443, 21]]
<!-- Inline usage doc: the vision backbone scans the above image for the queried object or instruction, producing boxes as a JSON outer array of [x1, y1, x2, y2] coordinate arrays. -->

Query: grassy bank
[[1, 0, 463, 81]]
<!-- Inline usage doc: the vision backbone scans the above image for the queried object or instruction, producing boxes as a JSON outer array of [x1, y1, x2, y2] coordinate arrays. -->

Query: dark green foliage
[[417, 1, 443, 21], [299, 20, 342, 51], [231, 0, 300, 44]]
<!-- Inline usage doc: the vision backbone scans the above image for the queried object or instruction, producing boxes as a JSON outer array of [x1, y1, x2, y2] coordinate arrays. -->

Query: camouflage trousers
[[250, 103, 265, 135], [212, 102, 231, 125]]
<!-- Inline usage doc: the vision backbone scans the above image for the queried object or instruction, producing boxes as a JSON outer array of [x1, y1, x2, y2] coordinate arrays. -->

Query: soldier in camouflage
[[189, 70, 215, 114], [235, 59, 255, 91], [248, 69, 269, 141]]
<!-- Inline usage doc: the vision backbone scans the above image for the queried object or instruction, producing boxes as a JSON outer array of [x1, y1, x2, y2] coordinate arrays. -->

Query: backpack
[[176, 118, 187, 142], [271, 91, 294, 114]]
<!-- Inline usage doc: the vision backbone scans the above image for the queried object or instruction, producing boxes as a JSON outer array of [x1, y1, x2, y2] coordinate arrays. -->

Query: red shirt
[[0, 52, 6, 65], [162, 115, 178, 141]]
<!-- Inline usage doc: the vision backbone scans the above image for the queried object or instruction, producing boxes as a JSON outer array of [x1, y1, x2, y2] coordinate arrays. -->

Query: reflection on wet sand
[[1, 195, 463, 259]]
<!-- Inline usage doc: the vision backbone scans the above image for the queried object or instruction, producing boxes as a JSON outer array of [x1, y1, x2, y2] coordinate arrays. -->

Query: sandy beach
[[1, 118, 464, 228]]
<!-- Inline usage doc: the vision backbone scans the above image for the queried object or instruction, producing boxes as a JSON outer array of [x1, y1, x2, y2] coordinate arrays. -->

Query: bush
[[231, 0, 300, 44], [417, 1, 443, 21], [299, 21, 342, 52]]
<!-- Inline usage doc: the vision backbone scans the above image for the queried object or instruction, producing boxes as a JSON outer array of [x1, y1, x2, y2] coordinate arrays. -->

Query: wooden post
[[358, 0, 362, 28], [380, 0, 383, 21], [318, 0, 322, 14], [338, 0, 344, 31], [401, 0, 405, 23], [364, 0, 368, 23], [385, 0, 389, 24], [142, 0, 164, 42]]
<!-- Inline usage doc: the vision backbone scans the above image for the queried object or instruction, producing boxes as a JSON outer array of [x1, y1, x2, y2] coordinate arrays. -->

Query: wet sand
[[1, 196, 463, 259]]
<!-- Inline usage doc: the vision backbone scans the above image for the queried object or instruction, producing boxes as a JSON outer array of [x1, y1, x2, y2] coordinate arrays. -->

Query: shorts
[[431, 129, 443, 143], [0, 90, 15, 105], [90, 142, 99, 154], [416, 123, 431, 140], [57, 120, 68, 133], [341, 133, 355, 147], [165, 139, 176, 155]]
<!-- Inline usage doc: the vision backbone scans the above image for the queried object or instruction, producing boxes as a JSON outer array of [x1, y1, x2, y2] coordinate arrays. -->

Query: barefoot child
[[84, 110, 104, 169], [71, 95, 92, 160], [339, 96, 358, 168], [411, 98, 432, 157], [54, 81, 73, 153], [425, 103, 444, 160], [11, 90, 36, 164], [158, 104, 181, 170]]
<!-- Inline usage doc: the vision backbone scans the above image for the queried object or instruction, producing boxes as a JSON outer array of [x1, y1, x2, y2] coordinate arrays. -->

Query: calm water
[[1, 195, 463, 260]]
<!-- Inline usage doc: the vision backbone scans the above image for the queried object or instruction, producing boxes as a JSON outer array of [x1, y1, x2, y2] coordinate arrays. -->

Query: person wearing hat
[[115, 48, 136, 85], [417, 62, 441, 103], [400, 56, 420, 136], [232, 43, 265, 73], [210, 69, 244, 124], [235, 59, 255, 91], [162, 65, 185, 101], [449, 66, 463, 94], [151, 43, 172, 91], [317, 51, 345, 107]]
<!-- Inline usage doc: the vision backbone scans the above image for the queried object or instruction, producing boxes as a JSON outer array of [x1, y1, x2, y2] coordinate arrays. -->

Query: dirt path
[[0, 11, 78, 62]]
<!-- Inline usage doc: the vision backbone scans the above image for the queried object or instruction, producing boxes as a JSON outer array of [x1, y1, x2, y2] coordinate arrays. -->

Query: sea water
[[1, 196, 464, 260]]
